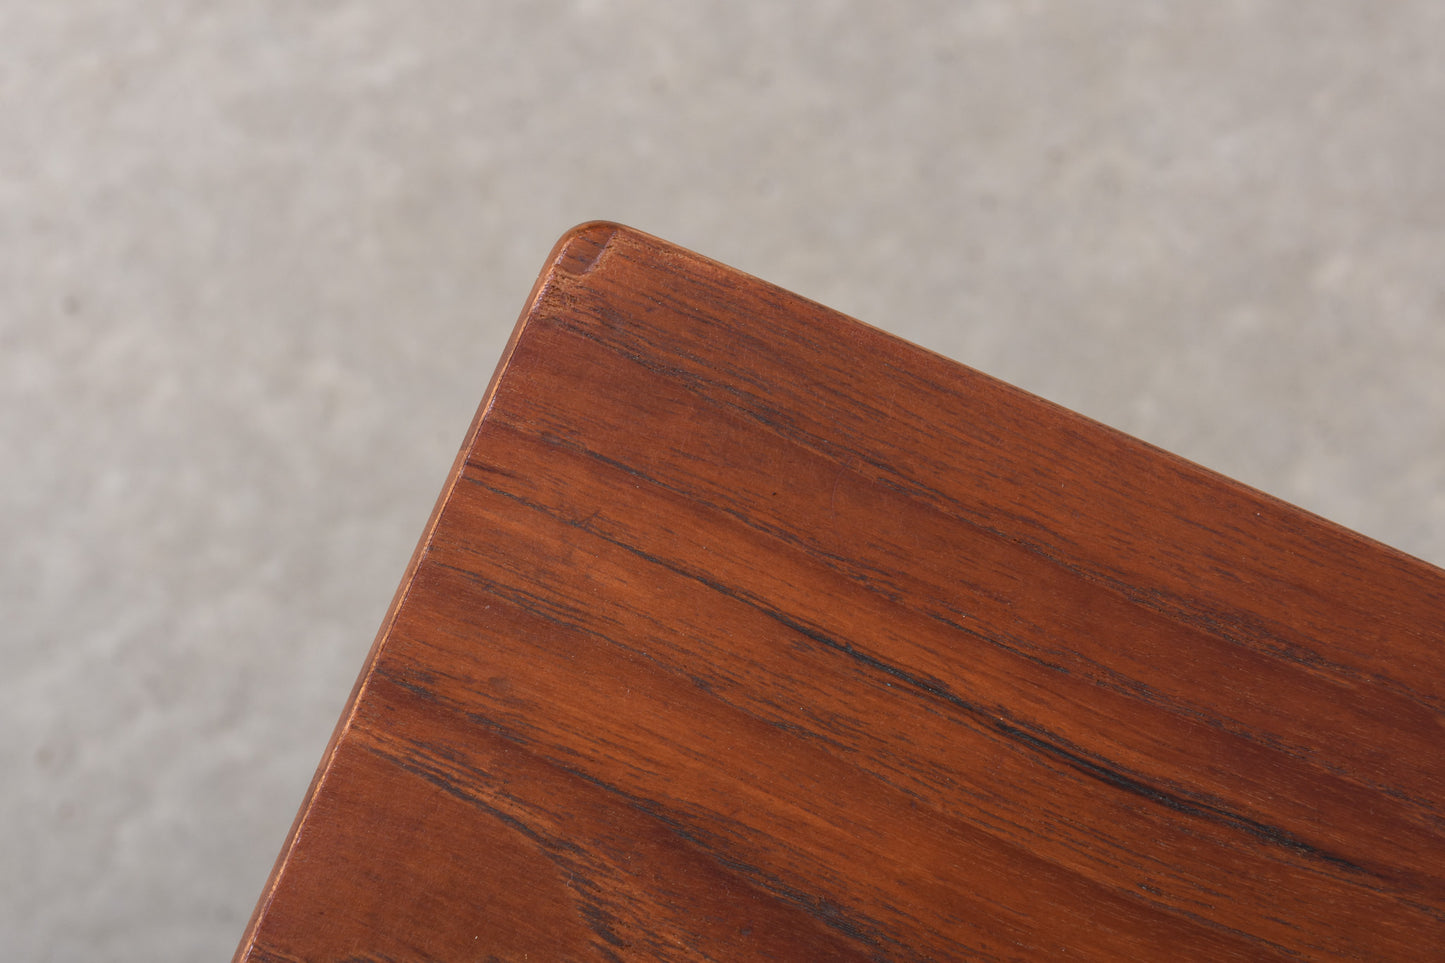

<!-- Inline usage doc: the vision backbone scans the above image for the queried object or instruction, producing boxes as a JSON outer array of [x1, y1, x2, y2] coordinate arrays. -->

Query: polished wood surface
[[235, 223, 1445, 961]]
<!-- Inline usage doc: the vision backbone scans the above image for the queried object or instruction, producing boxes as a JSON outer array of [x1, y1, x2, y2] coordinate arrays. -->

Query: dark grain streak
[[452, 471, 1371, 880]]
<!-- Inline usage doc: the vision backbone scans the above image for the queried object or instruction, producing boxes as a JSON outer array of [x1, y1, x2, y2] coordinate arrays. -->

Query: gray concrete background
[[4, 3, 1442, 959]]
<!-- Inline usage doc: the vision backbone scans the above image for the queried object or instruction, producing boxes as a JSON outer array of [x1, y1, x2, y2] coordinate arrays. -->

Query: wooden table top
[[235, 223, 1445, 961]]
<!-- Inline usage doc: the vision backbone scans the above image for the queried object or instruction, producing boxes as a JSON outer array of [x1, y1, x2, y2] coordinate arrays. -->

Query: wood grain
[[235, 222, 1445, 961]]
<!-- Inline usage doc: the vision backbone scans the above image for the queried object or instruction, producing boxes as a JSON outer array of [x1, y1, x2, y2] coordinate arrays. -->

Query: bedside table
[[235, 223, 1445, 961]]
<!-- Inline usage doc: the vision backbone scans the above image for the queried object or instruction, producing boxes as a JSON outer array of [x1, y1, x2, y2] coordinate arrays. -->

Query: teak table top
[[236, 223, 1445, 961]]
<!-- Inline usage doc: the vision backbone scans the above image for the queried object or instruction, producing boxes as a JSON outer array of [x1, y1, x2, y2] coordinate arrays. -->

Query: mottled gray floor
[[3, 3, 1443, 959]]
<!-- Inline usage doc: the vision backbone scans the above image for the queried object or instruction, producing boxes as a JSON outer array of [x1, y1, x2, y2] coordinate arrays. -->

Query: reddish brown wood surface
[[235, 223, 1445, 961]]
